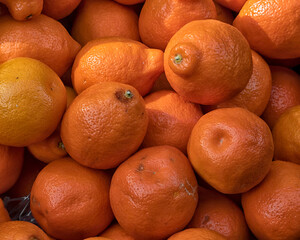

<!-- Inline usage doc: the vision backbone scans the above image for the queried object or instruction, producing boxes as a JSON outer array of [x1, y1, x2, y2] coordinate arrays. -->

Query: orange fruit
[[27, 128, 67, 164], [0, 198, 10, 223], [110, 145, 198, 240], [187, 107, 274, 194], [138, 0, 217, 50], [213, 1, 234, 24], [0, 57, 67, 147], [233, 0, 300, 59], [272, 105, 300, 164], [71, 0, 140, 46], [188, 187, 250, 240], [30, 157, 114, 240], [61, 82, 148, 169], [100, 222, 135, 240], [0, 14, 81, 77], [261, 66, 300, 129], [142, 90, 203, 154], [242, 160, 300, 240], [264, 56, 300, 69], [214, 0, 246, 12], [71, 37, 164, 96], [0, 145, 24, 194], [167, 228, 226, 240], [0, 3, 8, 16], [5, 150, 46, 198], [164, 19, 252, 105], [42, 0, 82, 20], [0, 0, 42, 21], [203, 50, 272, 116], [0, 220, 52, 240]]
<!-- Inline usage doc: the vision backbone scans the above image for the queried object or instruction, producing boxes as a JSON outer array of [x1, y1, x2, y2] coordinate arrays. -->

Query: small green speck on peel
[[173, 54, 183, 64], [58, 141, 65, 150], [124, 90, 134, 99]]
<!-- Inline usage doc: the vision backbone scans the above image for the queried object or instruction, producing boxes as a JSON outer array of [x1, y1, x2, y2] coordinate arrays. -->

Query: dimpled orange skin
[[72, 37, 164, 96], [0, 0, 43, 21], [0, 199, 10, 223], [100, 222, 135, 240], [0, 57, 67, 147], [114, 0, 144, 5], [61, 82, 148, 170], [110, 145, 199, 240], [187, 107, 274, 194], [0, 145, 24, 194], [188, 187, 250, 240], [272, 105, 300, 165], [0, 14, 81, 77], [233, 0, 300, 59], [138, 0, 217, 50], [71, 0, 140, 46], [242, 161, 300, 240], [203, 50, 272, 116], [30, 157, 114, 240], [261, 66, 300, 129], [42, 0, 82, 20], [0, 221, 53, 240], [84, 238, 112, 240], [168, 228, 226, 240], [213, 1, 234, 25], [164, 19, 252, 105], [142, 90, 203, 154]]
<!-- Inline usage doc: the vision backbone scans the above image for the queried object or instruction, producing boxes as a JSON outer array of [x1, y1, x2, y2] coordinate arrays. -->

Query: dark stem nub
[[124, 90, 133, 99], [58, 141, 65, 151], [26, 14, 33, 20], [173, 54, 183, 64]]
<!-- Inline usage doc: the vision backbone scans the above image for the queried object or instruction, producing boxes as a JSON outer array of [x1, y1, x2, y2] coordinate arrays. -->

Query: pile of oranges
[[0, 0, 299, 239]]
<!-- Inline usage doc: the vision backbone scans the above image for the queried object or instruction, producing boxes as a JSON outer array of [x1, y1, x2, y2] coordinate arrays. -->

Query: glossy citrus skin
[[84, 237, 112, 240], [0, 221, 52, 240], [233, 0, 300, 59], [164, 19, 252, 105], [61, 82, 149, 169], [110, 145, 198, 240], [262, 66, 300, 129], [188, 187, 250, 240], [214, 0, 246, 12], [203, 50, 272, 116], [138, 0, 217, 50], [100, 222, 135, 240], [72, 37, 163, 96], [0, 199, 10, 223], [142, 90, 203, 154], [168, 228, 226, 240], [0, 145, 24, 194], [5, 150, 46, 198], [187, 107, 274, 194], [30, 157, 114, 240], [0, 0, 43, 21], [272, 105, 300, 164], [42, 0, 82, 20], [0, 57, 67, 147], [0, 14, 81, 77], [242, 161, 300, 240], [71, 0, 140, 46]]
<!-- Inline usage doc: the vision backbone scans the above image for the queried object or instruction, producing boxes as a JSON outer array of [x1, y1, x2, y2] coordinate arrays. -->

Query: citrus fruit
[[242, 160, 300, 240], [110, 145, 198, 240], [30, 157, 114, 240], [187, 107, 274, 194], [164, 19, 252, 105], [0, 57, 67, 147], [60, 82, 148, 169], [0, 198, 10, 223], [72, 37, 163, 96], [168, 228, 226, 240], [42, 0, 82, 20]]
